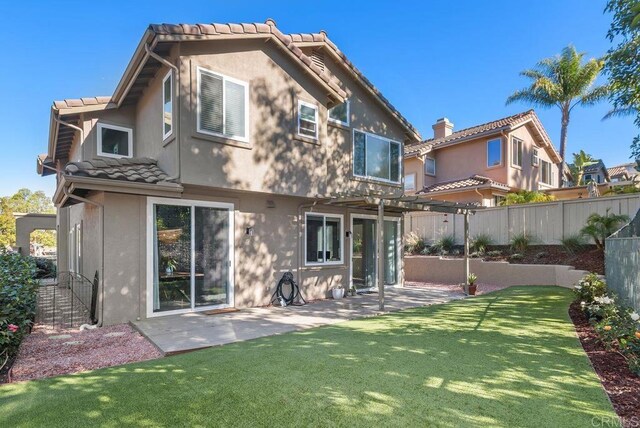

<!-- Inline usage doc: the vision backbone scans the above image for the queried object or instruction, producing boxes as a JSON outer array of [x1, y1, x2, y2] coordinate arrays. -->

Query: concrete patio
[[132, 286, 465, 354]]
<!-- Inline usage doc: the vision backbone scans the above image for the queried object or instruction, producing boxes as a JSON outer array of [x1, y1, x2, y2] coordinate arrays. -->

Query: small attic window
[[311, 49, 325, 71], [97, 123, 133, 158]]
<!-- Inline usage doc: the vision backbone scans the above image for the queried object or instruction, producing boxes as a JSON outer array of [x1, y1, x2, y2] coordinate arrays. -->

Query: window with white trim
[[97, 123, 133, 158], [353, 130, 401, 183], [197, 67, 248, 141], [487, 138, 502, 167], [511, 137, 523, 167], [540, 160, 553, 185], [305, 213, 343, 265], [68, 223, 81, 274], [162, 70, 173, 139], [425, 157, 436, 176], [532, 147, 539, 166], [404, 173, 416, 191], [298, 100, 318, 139], [328, 100, 349, 126]]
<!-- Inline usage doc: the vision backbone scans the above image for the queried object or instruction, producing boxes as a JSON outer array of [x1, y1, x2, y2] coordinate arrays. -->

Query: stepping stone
[[104, 332, 125, 338], [49, 334, 72, 340], [63, 341, 82, 346]]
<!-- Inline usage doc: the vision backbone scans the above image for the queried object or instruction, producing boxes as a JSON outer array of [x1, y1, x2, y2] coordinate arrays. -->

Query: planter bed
[[570, 301, 640, 427]]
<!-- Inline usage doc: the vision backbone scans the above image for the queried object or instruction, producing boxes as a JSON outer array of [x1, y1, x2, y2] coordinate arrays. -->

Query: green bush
[[499, 190, 555, 206], [0, 251, 38, 361], [510, 233, 533, 253], [405, 232, 427, 255], [561, 234, 587, 255], [33, 257, 56, 279], [471, 234, 492, 254], [432, 234, 455, 255], [573, 272, 607, 303]]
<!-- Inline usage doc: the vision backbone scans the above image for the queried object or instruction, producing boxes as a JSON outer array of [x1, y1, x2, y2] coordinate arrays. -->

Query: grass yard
[[1, 287, 616, 427]]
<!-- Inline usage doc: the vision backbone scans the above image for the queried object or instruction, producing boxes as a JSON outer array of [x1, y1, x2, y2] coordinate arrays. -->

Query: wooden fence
[[405, 194, 640, 245]]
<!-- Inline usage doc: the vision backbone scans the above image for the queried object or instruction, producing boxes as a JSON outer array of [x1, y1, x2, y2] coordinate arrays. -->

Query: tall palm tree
[[506, 45, 608, 187], [568, 150, 597, 185]]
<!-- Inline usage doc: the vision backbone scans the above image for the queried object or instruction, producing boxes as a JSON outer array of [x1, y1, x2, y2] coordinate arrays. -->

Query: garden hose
[[271, 272, 307, 307]]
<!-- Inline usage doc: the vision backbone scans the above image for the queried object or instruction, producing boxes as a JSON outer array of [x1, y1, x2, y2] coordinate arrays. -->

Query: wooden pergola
[[323, 193, 482, 310]]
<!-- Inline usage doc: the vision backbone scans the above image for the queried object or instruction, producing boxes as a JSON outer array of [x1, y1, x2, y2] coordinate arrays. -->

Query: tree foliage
[[580, 208, 630, 249], [0, 189, 55, 249], [604, 0, 640, 160], [499, 190, 555, 206], [507, 45, 607, 186]]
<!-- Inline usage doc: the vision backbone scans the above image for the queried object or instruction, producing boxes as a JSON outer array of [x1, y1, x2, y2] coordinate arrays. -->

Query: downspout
[[144, 44, 182, 181], [63, 188, 105, 326]]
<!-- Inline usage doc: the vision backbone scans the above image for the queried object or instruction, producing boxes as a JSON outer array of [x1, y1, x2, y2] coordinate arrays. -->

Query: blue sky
[[1, 0, 636, 198]]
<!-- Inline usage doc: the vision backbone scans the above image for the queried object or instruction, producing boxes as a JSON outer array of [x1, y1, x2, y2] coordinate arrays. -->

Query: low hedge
[[0, 251, 38, 364]]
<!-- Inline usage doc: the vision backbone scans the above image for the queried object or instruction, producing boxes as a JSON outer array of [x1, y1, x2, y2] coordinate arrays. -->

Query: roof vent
[[311, 49, 325, 71]]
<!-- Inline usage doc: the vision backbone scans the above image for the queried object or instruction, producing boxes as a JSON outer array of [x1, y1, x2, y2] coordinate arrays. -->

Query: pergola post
[[463, 210, 470, 295], [377, 199, 385, 311]]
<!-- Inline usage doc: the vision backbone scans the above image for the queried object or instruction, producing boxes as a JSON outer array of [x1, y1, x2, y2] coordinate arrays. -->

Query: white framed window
[[532, 147, 539, 166], [511, 137, 523, 167], [97, 123, 133, 158], [328, 100, 349, 126], [425, 157, 436, 176], [540, 160, 553, 185], [197, 67, 249, 142], [487, 138, 502, 168], [297, 100, 318, 139], [404, 173, 416, 191], [162, 70, 173, 140], [492, 194, 506, 207], [305, 213, 343, 266], [68, 223, 81, 274], [353, 129, 401, 184]]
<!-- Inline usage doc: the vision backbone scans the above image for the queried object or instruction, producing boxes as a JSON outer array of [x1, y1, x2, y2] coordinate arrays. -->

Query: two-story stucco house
[[403, 110, 561, 206], [37, 20, 421, 325]]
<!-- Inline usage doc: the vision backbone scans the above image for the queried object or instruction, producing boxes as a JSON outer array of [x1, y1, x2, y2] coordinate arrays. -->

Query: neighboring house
[[37, 20, 421, 325], [581, 160, 610, 185], [404, 110, 561, 206], [608, 162, 638, 182]]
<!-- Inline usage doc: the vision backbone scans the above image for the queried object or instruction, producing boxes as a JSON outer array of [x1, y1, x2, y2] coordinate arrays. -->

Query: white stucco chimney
[[432, 118, 454, 139]]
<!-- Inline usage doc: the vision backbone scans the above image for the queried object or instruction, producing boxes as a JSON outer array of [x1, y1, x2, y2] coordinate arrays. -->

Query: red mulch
[[483, 245, 604, 274], [570, 302, 640, 427], [8, 324, 163, 383]]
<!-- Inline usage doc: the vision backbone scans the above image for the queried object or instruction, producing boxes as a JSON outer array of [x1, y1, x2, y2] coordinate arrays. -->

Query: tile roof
[[64, 158, 174, 184], [148, 20, 347, 100], [608, 163, 637, 179], [404, 110, 557, 159], [53, 96, 113, 111], [417, 175, 510, 194]]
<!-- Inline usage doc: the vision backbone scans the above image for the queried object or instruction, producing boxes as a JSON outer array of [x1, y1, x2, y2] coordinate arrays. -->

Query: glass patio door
[[150, 200, 233, 315], [351, 217, 399, 291]]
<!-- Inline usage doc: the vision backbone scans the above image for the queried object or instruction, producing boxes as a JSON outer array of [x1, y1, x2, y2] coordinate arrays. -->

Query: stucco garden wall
[[405, 256, 587, 287]]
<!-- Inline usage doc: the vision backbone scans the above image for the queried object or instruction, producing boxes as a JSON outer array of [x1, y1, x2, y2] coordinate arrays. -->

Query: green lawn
[[1, 287, 616, 427]]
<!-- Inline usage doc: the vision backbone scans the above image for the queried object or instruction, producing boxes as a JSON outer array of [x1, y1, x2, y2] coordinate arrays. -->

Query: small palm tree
[[568, 150, 597, 185], [507, 45, 608, 187], [580, 208, 629, 249]]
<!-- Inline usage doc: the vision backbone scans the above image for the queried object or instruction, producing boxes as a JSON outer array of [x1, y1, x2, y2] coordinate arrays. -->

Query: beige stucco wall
[[507, 125, 558, 190], [405, 256, 585, 287], [403, 157, 424, 193]]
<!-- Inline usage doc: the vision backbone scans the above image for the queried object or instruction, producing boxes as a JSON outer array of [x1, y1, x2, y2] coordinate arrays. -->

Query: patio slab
[[132, 286, 464, 354]]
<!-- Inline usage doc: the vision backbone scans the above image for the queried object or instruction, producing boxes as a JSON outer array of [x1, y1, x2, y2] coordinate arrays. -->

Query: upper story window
[[353, 130, 401, 184], [163, 70, 173, 140], [425, 157, 436, 176], [197, 67, 249, 142], [298, 100, 318, 139], [584, 173, 592, 183], [487, 138, 502, 168], [511, 137, 523, 167], [305, 213, 343, 266], [540, 160, 553, 185], [404, 173, 416, 191], [97, 123, 133, 158], [328, 100, 349, 126], [532, 147, 539, 166]]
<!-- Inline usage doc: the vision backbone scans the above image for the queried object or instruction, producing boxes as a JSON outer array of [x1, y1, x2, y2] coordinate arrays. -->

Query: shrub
[[33, 257, 56, 279], [432, 234, 455, 255], [471, 234, 492, 254], [561, 234, 587, 255], [0, 251, 38, 362], [405, 232, 427, 255], [573, 272, 607, 303], [510, 233, 533, 253], [580, 208, 630, 249], [499, 190, 555, 206]]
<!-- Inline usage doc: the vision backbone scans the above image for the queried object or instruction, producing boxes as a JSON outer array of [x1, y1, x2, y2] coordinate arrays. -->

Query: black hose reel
[[271, 271, 307, 307]]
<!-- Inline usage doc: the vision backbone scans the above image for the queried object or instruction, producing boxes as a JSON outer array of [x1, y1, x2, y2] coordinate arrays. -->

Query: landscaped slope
[[1, 287, 615, 427]]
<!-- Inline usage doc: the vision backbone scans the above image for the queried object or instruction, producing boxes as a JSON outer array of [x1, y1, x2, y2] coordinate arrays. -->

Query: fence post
[[506, 205, 511, 243], [559, 201, 565, 242]]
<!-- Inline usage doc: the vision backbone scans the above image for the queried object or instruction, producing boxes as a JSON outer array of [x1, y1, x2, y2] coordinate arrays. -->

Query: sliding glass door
[[149, 198, 234, 316], [351, 216, 400, 291]]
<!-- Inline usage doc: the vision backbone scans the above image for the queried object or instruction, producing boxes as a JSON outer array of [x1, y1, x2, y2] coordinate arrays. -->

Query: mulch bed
[[7, 324, 163, 383], [485, 245, 604, 274], [570, 301, 640, 427]]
